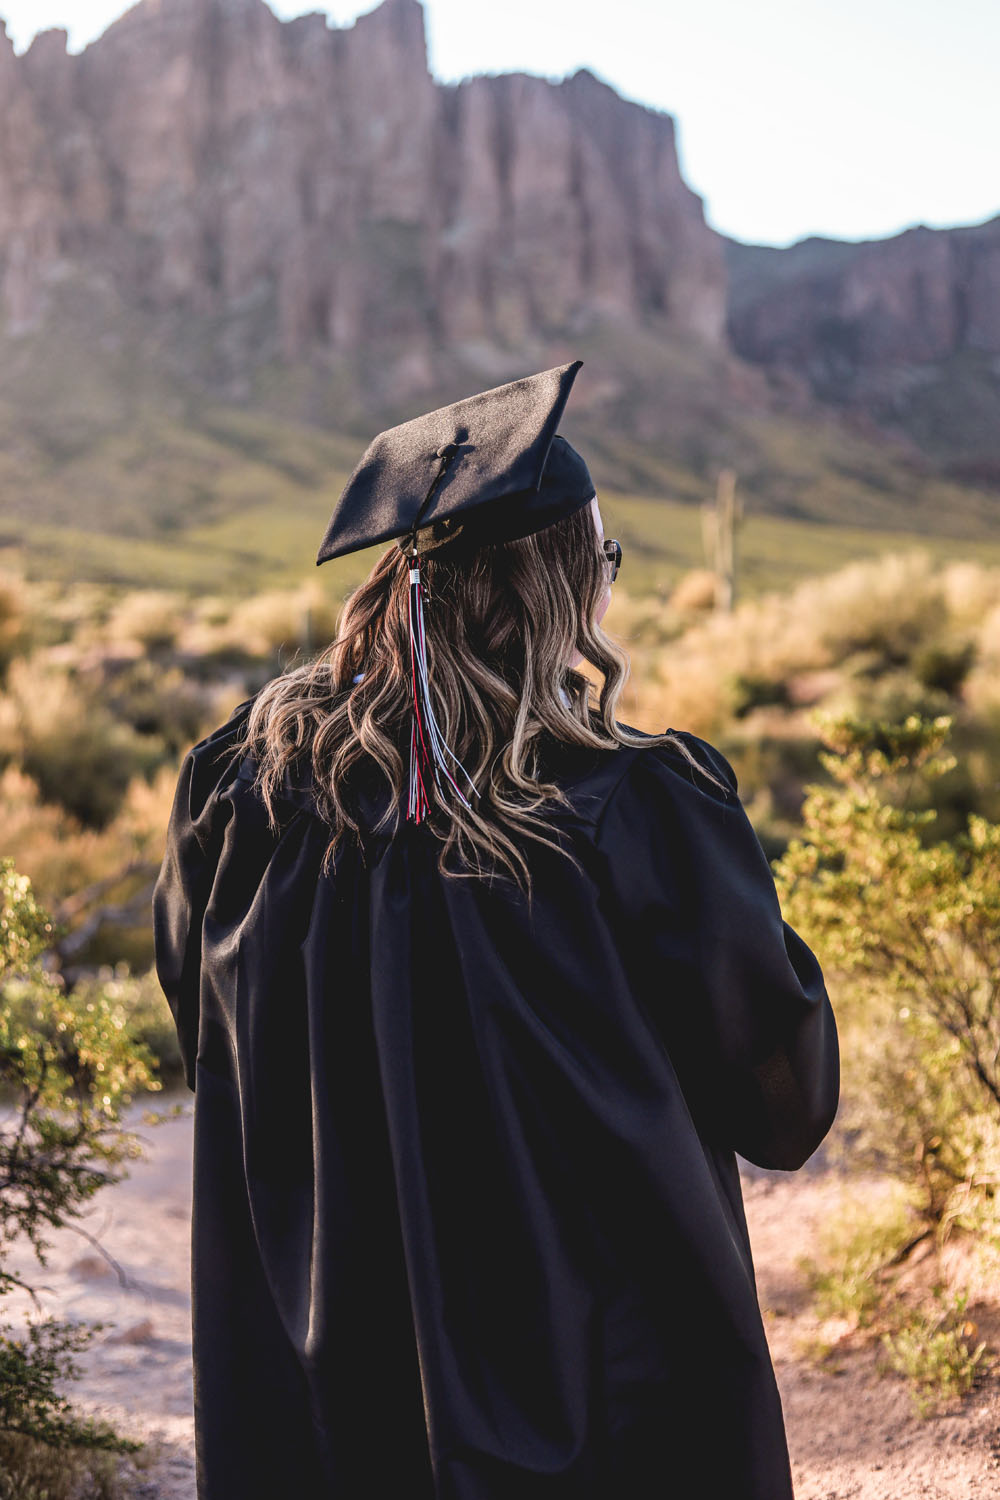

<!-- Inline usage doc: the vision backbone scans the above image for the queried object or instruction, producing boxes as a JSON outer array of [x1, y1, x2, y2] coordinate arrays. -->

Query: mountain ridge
[[0, 0, 997, 552]]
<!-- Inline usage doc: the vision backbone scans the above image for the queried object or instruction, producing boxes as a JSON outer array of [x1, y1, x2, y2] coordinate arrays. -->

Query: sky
[[2, 0, 998, 248]]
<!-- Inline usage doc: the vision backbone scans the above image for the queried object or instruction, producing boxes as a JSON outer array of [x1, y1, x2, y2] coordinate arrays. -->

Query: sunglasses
[[602, 538, 623, 583]]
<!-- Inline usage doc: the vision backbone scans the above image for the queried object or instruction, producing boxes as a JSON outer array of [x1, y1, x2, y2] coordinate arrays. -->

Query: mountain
[[1, 0, 724, 394], [0, 0, 997, 567], [725, 216, 1000, 482]]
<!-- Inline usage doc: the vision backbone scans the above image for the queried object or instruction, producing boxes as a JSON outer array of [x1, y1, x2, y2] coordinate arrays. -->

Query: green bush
[[879, 1288, 990, 1417], [0, 1319, 138, 1456], [728, 670, 792, 718], [0, 859, 162, 1478], [774, 711, 1000, 1226], [911, 638, 977, 694], [0, 1427, 127, 1500], [797, 1181, 920, 1328], [773, 712, 999, 1405], [66, 965, 184, 1086]]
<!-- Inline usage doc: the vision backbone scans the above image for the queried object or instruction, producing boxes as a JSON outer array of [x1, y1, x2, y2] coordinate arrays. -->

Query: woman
[[153, 361, 839, 1500]]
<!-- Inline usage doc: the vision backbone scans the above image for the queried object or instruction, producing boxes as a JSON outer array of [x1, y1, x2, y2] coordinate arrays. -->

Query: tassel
[[406, 551, 477, 823]]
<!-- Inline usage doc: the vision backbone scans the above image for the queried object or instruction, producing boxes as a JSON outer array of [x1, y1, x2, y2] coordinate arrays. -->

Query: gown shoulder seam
[[591, 732, 736, 843]]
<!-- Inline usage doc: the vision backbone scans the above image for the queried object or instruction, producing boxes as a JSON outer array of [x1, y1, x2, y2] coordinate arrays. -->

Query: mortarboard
[[315, 360, 595, 563], [314, 360, 596, 824]]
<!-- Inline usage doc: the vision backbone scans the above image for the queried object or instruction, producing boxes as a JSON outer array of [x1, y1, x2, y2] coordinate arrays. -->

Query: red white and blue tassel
[[406, 551, 477, 823]]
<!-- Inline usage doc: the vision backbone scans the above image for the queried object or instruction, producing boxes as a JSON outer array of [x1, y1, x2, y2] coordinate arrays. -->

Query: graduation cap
[[315, 361, 597, 825], [315, 360, 594, 563]]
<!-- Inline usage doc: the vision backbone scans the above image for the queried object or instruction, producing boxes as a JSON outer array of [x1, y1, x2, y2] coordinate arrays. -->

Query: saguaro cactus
[[701, 468, 743, 612]]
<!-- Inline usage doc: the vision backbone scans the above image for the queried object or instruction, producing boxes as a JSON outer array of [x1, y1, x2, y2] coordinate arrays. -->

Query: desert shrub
[[0, 573, 27, 686], [911, 638, 977, 694], [774, 711, 1000, 1225], [175, 639, 264, 678], [964, 600, 1000, 717], [796, 1177, 994, 1412], [624, 584, 807, 735], [667, 568, 717, 614], [615, 551, 1000, 769], [638, 648, 739, 737], [0, 761, 177, 1050], [102, 591, 184, 653], [797, 1179, 920, 1329], [31, 584, 119, 655], [67, 965, 184, 1085], [0, 660, 161, 828], [0, 758, 173, 970], [0, 1426, 129, 1500], [878, 1288, 989, 1417], [647, 550, 979, 721], [844, 666, 957, 726], [172, 595, 240, 657], [729, 670, 792, 718], [779, 744, 1000, 1410], [707, 733, 825, 854], [773, 711, 999, 1401], [226, 585, 340, 660], [99, 659, 210, 754], [0, 860, 160, 1476], [938, 560, 1000, 630], [805, 549, 946, 664], [0, 1319, 137, 1456], [602, 588, 685, 650], [168, 584, 340, 677], [773, 702, 1000, 1416]]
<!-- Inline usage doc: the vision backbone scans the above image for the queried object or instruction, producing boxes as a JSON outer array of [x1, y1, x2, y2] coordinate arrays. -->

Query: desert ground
[[3, 1094, 998, 1499]]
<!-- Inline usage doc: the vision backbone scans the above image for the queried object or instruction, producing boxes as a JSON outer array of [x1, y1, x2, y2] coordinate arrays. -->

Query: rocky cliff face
[[3, 0, 997, 492], [0, 0, 726, 403], [728, 221, 1000, 371], [725, 218, 1000, 474]]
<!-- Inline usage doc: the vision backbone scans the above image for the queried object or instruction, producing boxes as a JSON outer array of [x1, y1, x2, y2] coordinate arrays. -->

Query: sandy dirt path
[[741, 1167, 1000, 1499], [3, 1093, 998, 1498]]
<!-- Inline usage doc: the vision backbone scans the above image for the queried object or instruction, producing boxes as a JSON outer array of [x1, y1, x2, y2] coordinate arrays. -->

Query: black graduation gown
[[151, 694, 839, 1500]]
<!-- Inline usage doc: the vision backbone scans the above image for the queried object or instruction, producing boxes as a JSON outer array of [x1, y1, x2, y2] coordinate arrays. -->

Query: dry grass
[[604, 548, 1000, 740]]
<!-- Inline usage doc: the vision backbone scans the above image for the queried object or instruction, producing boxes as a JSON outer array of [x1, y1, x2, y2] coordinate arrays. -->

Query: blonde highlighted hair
[[232, 505, 720, 888]]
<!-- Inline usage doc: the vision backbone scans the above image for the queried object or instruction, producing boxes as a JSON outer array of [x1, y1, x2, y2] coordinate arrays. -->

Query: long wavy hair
[[231, 504, 722, 888]]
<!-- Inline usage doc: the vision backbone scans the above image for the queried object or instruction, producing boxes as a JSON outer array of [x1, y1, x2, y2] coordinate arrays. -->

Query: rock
[[3, 0, 993, 475], [70, 1252, 116, 1280], [724, 217, 1000, 468], [0, 0, 724, 394], [105, 1317, 156, 1344], [728, 220, 1000, 375]]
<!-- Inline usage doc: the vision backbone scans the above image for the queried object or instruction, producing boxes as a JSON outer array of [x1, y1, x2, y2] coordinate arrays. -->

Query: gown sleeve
[[595, 732, 840, 1171], [151, 697, 256, 1092]]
